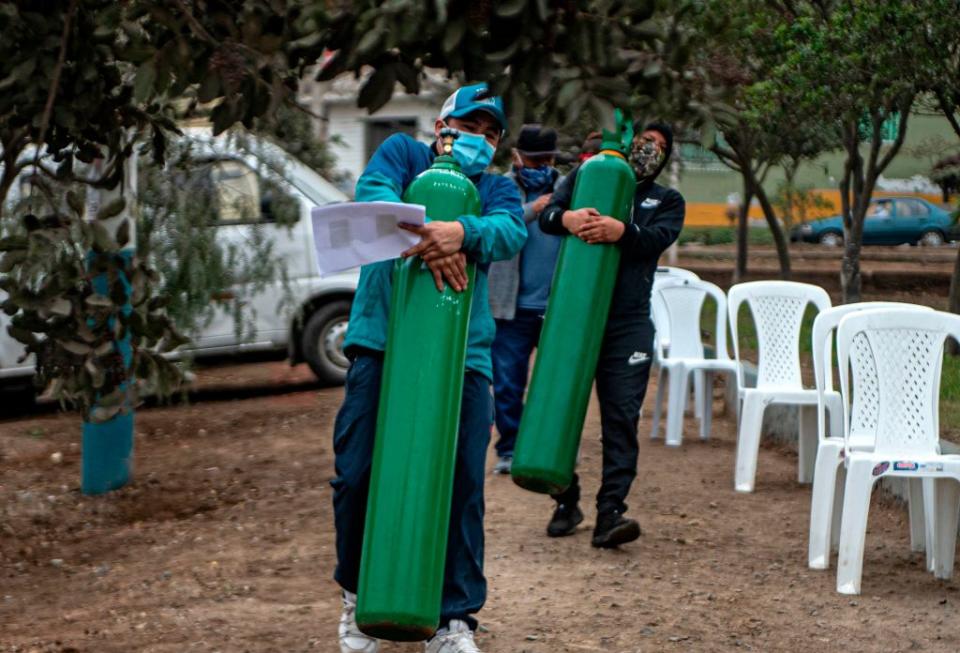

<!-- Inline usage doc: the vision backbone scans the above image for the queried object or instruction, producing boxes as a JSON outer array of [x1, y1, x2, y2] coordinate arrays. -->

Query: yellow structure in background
[[685, 190, 946, 227]]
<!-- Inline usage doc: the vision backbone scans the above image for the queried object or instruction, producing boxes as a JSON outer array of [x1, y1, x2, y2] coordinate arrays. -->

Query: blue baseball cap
[[439, 83, 509, 134]]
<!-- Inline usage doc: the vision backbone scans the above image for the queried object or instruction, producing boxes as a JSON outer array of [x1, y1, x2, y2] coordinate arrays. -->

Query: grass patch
[[678, 226, 776, 247]]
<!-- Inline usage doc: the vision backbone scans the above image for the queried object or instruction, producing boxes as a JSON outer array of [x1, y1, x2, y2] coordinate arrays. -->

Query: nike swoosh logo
[[628, 351, 650, 365]]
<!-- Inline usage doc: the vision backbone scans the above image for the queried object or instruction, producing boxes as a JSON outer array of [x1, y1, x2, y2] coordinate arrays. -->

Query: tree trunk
[[949, 249, 960, 354], [841, 237, 864, 303], [753, 183, 791, 280], [734, 180, 753, 283]]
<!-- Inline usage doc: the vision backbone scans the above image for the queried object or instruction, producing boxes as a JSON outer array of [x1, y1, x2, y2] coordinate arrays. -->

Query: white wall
[[326, 95, 441, 194]]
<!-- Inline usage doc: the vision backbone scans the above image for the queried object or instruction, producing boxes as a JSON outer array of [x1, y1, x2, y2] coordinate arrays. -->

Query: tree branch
[[936, 90, 960, 140], [875, 96, 914, 174], [36, 0, 78, 149]]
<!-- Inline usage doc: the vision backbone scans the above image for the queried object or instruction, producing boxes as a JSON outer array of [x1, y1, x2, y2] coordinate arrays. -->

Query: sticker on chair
[[893, 461, 919, 471]]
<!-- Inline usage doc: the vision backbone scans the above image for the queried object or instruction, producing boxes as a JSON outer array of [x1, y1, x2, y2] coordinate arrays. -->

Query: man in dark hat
[[537, 121, 685, 547], [487, 124, 565, 475]]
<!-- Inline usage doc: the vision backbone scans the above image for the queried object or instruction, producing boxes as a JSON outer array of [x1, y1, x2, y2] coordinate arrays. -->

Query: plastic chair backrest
[[812, 302, 934, 442], [652, 268, 700, 354], [837, 308, 960, 456], [654, 277, 729, 361], [728, 281, 831, 391], [656, 266, 700, 280]]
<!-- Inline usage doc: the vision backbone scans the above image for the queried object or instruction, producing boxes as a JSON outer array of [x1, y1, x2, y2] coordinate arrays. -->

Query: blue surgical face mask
[[518, 165, 555, 191], [447, 128, 495, 177]]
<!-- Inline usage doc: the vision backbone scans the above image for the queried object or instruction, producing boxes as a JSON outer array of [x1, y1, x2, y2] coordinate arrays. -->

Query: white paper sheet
[[310, 201, 426, 275]]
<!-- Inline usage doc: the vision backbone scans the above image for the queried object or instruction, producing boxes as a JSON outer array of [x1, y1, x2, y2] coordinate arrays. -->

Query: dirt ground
[[1, 361, 959, 653]]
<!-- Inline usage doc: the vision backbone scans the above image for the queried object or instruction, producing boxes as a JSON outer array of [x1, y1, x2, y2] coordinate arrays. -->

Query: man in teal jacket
[[331, 83, 525, 653]]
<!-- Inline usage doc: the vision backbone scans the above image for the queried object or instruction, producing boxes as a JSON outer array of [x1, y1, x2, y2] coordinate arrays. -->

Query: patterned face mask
[[629, 139, 664, 179]]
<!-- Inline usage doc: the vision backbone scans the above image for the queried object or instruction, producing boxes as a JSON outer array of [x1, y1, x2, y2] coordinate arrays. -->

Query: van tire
[[0, 383, 36, 416], [302, 300, 352, 385]]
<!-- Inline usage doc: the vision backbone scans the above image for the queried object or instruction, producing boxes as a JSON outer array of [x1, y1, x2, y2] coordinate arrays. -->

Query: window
[[211, 160, 261, 224], [365, 118, 418, 162], [895, 200, 929, 218], [866, 201, 893, 219]]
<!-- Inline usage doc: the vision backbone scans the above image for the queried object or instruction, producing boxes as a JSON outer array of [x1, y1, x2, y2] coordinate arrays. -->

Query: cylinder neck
[[598, 149, 626, 160]]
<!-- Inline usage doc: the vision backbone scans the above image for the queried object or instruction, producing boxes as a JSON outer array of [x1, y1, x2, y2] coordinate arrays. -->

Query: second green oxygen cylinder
[[511, 115, 637, 495], [355, 134, 481, 641]]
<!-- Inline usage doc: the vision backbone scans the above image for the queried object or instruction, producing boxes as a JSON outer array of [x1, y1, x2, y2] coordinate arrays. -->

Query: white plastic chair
[[807, 302, 935, 570], [650, 277, 739, 446], [656, 266, 700, 280], [652, 267, 702, 416], [834, 308, 960, 595], [728, 281, 832, 492]]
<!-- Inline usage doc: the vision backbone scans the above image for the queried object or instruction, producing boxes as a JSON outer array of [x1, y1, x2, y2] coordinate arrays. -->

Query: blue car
[[791, 197, 955, 246]]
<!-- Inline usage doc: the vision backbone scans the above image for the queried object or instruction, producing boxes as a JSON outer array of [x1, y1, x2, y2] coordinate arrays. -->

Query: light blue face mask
[[447, 128, 495, 177]]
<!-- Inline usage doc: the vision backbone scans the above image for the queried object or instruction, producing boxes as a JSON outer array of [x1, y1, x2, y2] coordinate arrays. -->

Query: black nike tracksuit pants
[[551, 316, 655, 516]]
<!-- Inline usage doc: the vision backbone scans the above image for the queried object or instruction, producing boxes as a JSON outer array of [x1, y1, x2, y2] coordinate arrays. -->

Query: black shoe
[[591, 510, 641, 548], [546, 502, 584, 537]]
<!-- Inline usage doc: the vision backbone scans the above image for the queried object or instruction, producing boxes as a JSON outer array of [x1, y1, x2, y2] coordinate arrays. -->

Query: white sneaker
[[339, 591, 380, 653], [425, 619, 481, 653]]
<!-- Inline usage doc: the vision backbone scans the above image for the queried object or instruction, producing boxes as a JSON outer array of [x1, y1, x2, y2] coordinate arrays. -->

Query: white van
[[0, 129, 358, 399]]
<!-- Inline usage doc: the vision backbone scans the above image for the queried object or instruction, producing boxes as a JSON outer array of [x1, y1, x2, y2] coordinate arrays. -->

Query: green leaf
[[7, 325, 38, 347], [394, 62, 420, 94], [90, 405, 123, 423], [85, 294, 114, 309], [0, 58, 36, 92], [67, 190, 84, 216], [434, 0, 448, 23], [91, 222, 116, 252], [115, 220, 131, 248], [0, 235, 27, 252], [486, 41, 520, 63], [197, 73, 222, 103], [85, 359, 106, 389], [47, 298, 72, 317], [557, 79, 582, 108], [94, 341, 115, 357], [97, 387, 127, 408], [134, 60, 157, 104], [356, 26, 385, 58], [0, 250, 27, 274], [60, 340, 93, 356], [357, 65, 398, 113], [96, 198, 126, 221], [495, 0, 527, 18], [442, 17, 466, 53]]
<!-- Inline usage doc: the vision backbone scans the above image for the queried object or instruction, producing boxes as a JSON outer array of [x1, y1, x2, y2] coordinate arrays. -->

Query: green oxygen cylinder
[[511, 110, 637, 494], [355, 130, 482, 641]]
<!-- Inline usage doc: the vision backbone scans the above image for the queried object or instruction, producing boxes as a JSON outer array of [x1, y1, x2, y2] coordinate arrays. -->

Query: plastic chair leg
[[826, 395, 843, 439], [798, 405, 817, 484], [692, 370, 704, 419], [907, 478, 927, 553], [734, 394, 766, 493], [836, 458, 876, 595], [933, 477, 960, 580], [808, 441, 843, 569], [699, 371, 714, 441], [665, 364, 689, 447], [832, 465, 845, 552], [924, 478, 937, 572], [651, 366, 667, 440]]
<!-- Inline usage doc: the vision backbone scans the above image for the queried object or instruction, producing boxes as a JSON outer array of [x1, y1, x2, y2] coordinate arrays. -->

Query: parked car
[[790, 197, 955, 246], [1, 129, 358, 401]]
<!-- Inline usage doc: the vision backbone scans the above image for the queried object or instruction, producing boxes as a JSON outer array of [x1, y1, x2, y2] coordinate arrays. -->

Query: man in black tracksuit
[[537, 121, 685, 548]]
